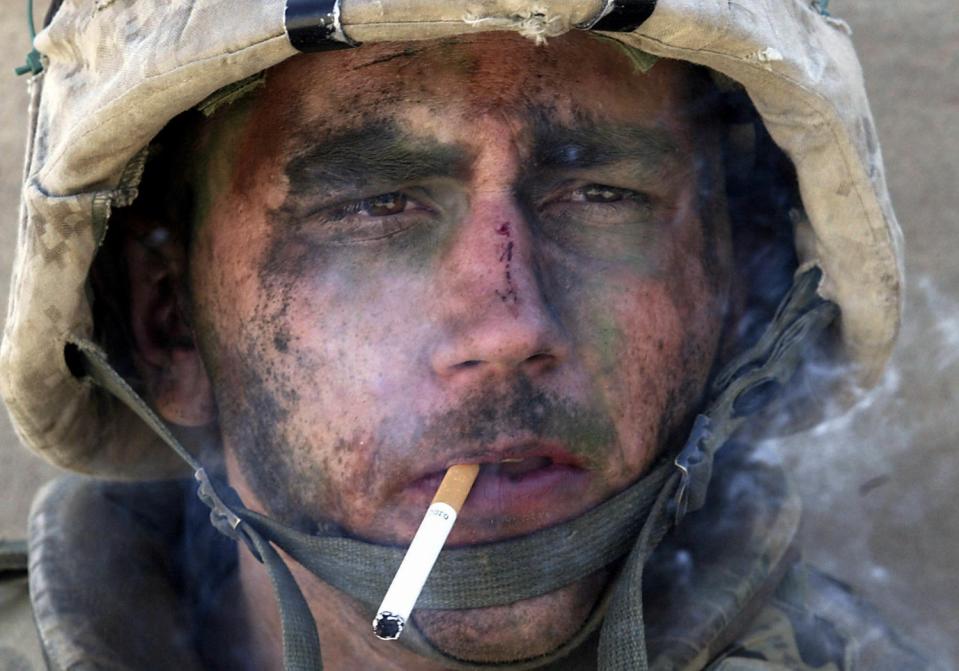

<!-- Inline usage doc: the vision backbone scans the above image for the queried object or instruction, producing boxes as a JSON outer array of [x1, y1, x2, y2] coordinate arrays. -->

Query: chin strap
[[70, 266, 836, 671], [596, 266, 838, 671]]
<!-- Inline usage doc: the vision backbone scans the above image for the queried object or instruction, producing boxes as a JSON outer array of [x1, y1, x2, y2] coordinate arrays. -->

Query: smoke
[[756, 274, 959, 668]]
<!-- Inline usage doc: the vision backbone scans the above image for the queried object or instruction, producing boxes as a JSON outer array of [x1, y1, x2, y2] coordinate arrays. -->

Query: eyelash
[[338, 192, 416, 218], [566, 185, 650, 205], [314, 192, 433, 243], [539, 183, 653, 218]]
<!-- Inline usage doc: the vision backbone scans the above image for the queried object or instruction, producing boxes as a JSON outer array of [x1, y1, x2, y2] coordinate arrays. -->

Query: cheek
[[561, 234, 722, 475], [571, 279, 688, 467], [263, 245, 431, 396], [245, 246, 438, 472]]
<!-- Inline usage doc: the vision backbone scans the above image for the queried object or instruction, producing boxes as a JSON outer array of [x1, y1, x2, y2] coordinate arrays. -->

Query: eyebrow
[[531, 117, 682, 181], [283, 122, 472, 197], [282, 114, 683, 203]]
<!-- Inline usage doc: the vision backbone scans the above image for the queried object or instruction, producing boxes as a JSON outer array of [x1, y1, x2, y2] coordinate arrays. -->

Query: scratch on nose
[[494, 222, 519, 307]]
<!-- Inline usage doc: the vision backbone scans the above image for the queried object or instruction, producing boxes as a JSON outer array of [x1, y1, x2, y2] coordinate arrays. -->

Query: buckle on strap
[[195, 468, 265, 561], [195, 468, 243, 539], [673, 414, 713, 525], [671, 267, 839, 524]]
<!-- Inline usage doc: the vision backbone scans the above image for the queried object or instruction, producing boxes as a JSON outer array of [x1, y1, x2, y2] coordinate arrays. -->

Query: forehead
[[253, 32, 698, 147]]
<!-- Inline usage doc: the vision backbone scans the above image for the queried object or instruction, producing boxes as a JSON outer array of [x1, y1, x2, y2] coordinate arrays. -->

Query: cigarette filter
[[373, 463, 480, 640]]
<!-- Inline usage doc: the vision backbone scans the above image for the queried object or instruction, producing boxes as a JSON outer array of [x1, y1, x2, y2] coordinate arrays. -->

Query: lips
[[403, 441, 595, 542]]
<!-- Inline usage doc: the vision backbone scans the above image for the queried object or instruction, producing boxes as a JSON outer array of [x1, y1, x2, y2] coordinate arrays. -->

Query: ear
[[126, 225, 216, 427]]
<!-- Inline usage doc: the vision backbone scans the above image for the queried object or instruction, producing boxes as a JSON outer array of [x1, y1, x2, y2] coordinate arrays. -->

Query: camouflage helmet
[[0, 0, 901, 478]]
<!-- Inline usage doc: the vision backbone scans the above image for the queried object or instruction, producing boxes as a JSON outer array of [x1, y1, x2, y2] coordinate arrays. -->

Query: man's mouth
[[404, 443, 595, 541]]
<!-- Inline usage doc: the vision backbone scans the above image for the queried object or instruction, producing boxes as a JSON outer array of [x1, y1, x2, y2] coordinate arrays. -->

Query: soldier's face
[[187, 32, 730, 662]]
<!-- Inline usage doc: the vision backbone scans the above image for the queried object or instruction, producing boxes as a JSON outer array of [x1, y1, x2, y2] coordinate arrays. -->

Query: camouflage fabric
[[0, 577, 43, 671], [708, 567, 931, 670], [2, 0, 903, 478], [0, 541, 43, 671]]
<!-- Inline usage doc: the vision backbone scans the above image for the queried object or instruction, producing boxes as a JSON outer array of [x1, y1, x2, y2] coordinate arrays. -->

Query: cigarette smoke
[[756, 274, 959, 668]]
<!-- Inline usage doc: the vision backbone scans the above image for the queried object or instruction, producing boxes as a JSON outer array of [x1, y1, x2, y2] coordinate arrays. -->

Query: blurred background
[[0, 0, 956, 666]]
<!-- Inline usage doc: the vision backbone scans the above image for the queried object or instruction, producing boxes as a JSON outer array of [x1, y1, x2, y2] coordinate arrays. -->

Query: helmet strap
[[68, 266, 836, 670]]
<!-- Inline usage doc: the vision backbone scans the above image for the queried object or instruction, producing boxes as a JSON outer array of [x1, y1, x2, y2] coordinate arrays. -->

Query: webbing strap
[[71, 340, 319, 670], [591, 268, 837, 671], [240, 522, 324, 669], [239, 462, 670, 610], [69, 339, 667, 670], [597, 471, 678, 671], [69, 266, 836, 670], [71, 339, 202, 473], [672, 267, 838, 523]]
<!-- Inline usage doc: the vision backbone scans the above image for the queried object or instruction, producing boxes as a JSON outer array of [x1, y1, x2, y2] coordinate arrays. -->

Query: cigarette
[[373, 463, 480, 640]]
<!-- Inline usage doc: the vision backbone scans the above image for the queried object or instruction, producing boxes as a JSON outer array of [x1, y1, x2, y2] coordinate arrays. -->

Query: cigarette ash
[[373, 612, 404, 640]]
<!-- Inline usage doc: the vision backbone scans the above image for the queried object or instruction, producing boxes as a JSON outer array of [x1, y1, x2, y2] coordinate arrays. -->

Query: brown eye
[[360, 192, 408, 216]]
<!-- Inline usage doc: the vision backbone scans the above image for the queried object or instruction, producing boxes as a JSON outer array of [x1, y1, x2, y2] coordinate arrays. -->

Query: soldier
[[0, 0, 934, 669]]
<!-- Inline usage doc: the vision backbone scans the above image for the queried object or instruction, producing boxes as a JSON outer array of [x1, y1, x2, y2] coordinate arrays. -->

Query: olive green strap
[[237, 462, 670, 671], [72, 340, 321, 671], [69, 266, 837, 671], [70, 338, 666, 671], [593, 266, 838, 671], [238, 462, 670, 610], [70, 339, 204, 473], [672, 267, 838, 523], [597, 472, 679, 671], [239, 523, 323, 670]]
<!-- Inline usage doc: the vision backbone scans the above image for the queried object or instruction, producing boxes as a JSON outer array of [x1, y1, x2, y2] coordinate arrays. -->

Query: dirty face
[[187, 31, 731, 663]]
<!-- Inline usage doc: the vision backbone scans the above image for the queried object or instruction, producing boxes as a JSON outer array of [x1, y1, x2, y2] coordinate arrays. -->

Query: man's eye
[[310, 191, 435, 244], [570, 185, 639, 204], [357, 192, 409, 217]]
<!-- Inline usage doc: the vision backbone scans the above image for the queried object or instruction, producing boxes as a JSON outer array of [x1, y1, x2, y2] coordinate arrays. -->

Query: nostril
[[455, 360, 483, 369], [525, 352, 553, 363]]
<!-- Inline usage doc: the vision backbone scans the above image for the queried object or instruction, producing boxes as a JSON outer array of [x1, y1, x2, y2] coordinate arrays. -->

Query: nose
[[430, 194, 570, 383]]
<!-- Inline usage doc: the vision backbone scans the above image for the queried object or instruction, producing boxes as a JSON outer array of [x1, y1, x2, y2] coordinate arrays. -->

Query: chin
[[411, 568, 609, 663]]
